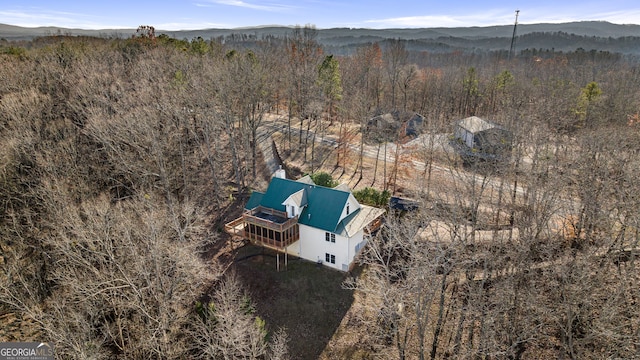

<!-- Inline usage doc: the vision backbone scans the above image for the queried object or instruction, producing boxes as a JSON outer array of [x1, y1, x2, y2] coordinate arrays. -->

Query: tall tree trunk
[[287, 101, 293, 151], [430, 272, 449, 359], [251, 126, 258, 178], [372, 143, 380, 186], [452, 280, 469, 357], [224, 114, 244, 192], [304, 116, 311, 163], [355, 119, 365, 181], [200, 118, 221, 207], [392, 140, 400, 194], [383, 142, 387, 191], [311, 117, 317, 173]]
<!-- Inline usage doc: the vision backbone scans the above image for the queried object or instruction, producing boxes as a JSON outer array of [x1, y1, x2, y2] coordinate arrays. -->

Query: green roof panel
[[245, 191, 265, 210], [259, 178, 309, 212], [257, 177, 350, 233], [299, 185, 350, 233]]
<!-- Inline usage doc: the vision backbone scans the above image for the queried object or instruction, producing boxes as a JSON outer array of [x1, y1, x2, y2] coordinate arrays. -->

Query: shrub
[[353, 187, 390, 207], [310, 172, 338, 188]]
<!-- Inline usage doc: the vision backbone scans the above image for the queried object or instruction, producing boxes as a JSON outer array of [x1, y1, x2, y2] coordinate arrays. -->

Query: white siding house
[[226, 174, 385, 271]]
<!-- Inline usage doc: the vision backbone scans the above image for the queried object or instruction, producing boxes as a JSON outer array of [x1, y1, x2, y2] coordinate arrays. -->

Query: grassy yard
[[232, 245, 355, 360]]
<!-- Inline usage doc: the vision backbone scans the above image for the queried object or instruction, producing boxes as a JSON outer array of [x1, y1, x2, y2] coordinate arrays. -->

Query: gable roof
[[285, 189, 307, 208], [258, 177, 308, 212], [245, 191, 264, 210], [248, 177, 352, 233], [296, 175, 315, 185], [334, 183, 352, 192], [336, 205, 386, 238], [457, 116, 503, 134], [300, 185, 351, 232]]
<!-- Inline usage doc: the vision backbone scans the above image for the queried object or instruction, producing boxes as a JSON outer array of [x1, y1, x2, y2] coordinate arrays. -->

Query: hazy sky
[[1, 0, 639, 30]]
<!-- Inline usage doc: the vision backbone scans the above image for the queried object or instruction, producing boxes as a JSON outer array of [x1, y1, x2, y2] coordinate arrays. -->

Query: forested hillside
[[3, 21, 640, 54], [0, 32, 289, 358], [1, 25, 640, 359]]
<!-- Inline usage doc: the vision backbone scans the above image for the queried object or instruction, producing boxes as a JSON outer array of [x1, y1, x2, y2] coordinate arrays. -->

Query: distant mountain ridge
[[2, 21, 640, 54]]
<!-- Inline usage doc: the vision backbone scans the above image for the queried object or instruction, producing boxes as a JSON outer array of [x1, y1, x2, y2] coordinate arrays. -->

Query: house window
[[325, 232, 335, 243], [325, 253, 336, 264], [346, 203, 350, 215]]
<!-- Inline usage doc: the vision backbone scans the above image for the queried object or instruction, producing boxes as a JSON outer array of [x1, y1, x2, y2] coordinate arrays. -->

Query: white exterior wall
[[455, 127, 474, 148], [347, 229, 366, 269], [287, 224, 356, 271], [282, 196, 304, 219], [337, 194, 362, 224], [466, 131, 474, 148], [283, 203, 302, 218], [285, 239, 301, 257]]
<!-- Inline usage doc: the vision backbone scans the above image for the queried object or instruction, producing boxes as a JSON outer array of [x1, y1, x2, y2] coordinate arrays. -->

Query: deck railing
[[225, 206, 300, 250], [243, 207, 297, 233], [246, 205, 288, 219], [244, 230, 299, 250], [365, 216, 384, 234], [224, 217, 246, 237]]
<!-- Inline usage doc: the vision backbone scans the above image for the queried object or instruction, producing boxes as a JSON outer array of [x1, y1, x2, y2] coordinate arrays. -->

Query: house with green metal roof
[[225, 171, 385, 271]]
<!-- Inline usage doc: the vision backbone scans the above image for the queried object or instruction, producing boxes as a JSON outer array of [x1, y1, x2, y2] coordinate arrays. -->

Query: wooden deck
[[225, 206, 300, 251], [225, 217, 246, 237], [365, 216, 384, 234]]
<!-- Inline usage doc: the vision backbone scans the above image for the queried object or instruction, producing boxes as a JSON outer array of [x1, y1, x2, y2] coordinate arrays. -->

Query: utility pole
[[509, 10, 520, 59]]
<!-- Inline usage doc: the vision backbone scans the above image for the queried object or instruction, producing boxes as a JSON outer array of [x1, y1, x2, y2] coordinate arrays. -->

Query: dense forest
[[1, 25, 640, 359]]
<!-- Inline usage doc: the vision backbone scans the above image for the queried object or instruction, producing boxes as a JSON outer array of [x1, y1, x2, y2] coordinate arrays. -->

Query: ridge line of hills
[[2, 21, 640, 54]]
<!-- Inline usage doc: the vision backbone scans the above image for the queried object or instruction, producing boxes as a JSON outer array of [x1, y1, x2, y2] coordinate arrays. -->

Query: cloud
[[363, 10, 517, 28], [0, 6, 233, 30], [578, 9, 640, 25], [0, 9, 128, 29], [362, 7, 640, 29], [501, 6, 640, 26], [1, 9, 76, 24], [197, 0, 295, 12]]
